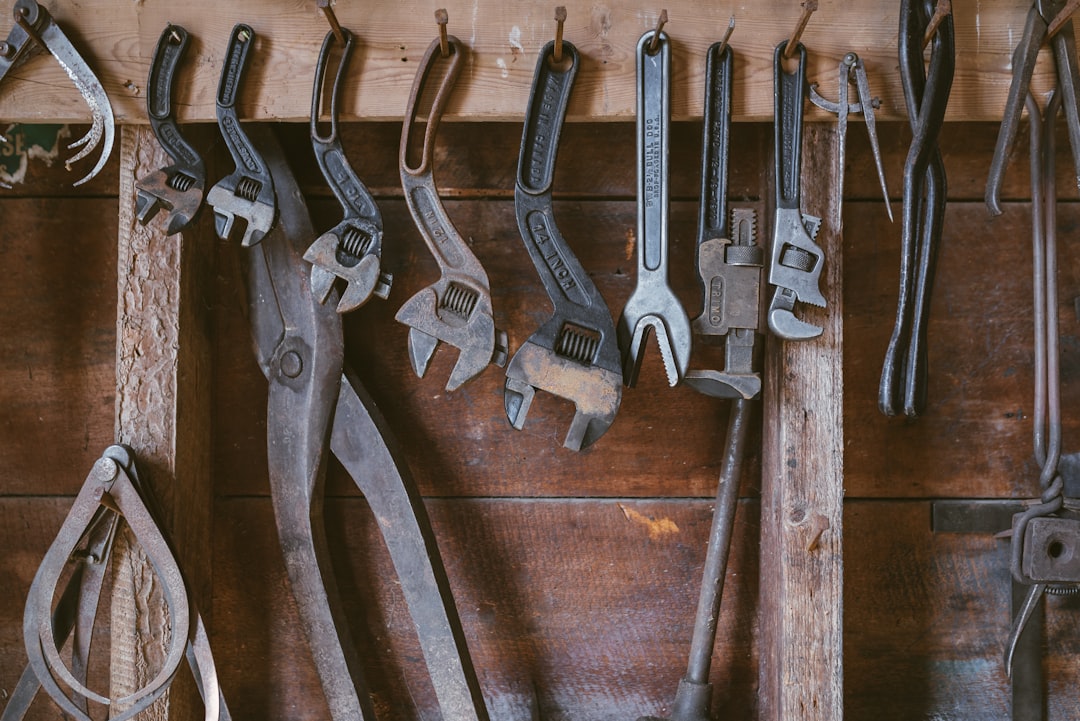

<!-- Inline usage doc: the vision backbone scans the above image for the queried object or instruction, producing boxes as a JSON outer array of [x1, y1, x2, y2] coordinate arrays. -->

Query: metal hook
[[553, 6, 567, 63], [921, 0, 952, 49], [435, 8, 449, 57], [783, 0, 817, 59], [316, 0, 345, 45], [648, 8, 668, 54], [716, 15, 736, 57]]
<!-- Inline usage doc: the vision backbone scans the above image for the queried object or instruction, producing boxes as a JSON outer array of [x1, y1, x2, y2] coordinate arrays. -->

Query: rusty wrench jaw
[[303, 29, 392, 314], [206, 24, 276, 248], [506, 39, 622, 451], [135, 25, 206, 237], [618, 29, 692, 388]]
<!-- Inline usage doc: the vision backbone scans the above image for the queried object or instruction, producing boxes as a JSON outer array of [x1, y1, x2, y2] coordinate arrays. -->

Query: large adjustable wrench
[[617, 28, 692, 387], [767, 41, 826, 341], [505, 39, 623, 451], [395, 34, 507, 391]]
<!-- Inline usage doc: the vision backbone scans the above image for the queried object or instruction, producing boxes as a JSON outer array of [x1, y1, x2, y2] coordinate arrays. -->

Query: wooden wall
[[2, 118, 1079, 719]]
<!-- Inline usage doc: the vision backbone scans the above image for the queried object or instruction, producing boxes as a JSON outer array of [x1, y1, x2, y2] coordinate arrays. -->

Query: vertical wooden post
[[111, 125, 213, 720], [759, 123, 844, 721]]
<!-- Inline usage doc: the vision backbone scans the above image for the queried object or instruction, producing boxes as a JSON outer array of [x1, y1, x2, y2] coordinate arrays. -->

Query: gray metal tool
[[767, 40, 826, 342], [617, 28, 692, 387], [135, 24, 206, 236], [505, 38, 623, 451], [206, 24, 276, 248], [395, 33, 507, 391], [0, 0, 114, 187], [303, 28, 392, 314]]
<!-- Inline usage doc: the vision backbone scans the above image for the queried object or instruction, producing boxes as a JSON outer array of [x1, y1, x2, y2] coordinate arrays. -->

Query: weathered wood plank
[[0, 0, 1055, 123], [759, 124, 844, 720]]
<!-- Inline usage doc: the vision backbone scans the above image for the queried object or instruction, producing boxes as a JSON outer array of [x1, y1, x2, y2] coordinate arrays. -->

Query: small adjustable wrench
[[206, 24, 276, 247], [617, 29, 692, 387], [505, 39, 622, 451], [135, 25, 206, 236], [768, 41, 826, 341], [395, 34, 507, 391], [303, 29, 392, 314]]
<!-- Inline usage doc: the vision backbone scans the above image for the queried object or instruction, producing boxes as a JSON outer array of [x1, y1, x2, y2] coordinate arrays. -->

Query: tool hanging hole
[[440, 282, 479, 319], [1048, 539, 1067, 560], [235, 176, 262, 201], [556, 323, 600, 365], [168, 171, 196, 192]]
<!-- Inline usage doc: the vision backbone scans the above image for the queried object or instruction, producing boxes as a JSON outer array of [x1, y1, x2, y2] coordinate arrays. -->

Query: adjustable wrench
[[303, 29, 392, 314], [768, 41, 826, 341], [617, 29, 692, 387], [135, 24, 206, 236], [505, 39, 622, 451], [206, 24, 276, 247], [395, 34, 507, 391]]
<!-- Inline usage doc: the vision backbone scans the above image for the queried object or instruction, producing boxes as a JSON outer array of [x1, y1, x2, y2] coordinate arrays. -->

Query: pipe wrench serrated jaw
[[304, 219, 392, 314], [616, 305, 692, 388]]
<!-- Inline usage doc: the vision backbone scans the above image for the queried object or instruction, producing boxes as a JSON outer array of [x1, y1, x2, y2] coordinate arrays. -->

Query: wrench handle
[[637, 30, 671, 273], [310, 28, 353, 148], [215, 25, 268, 179], [773, 41, 806, 211], [145, 25, 204, 174], [697, 40, 732, 247], [517, 40, 578, 195]]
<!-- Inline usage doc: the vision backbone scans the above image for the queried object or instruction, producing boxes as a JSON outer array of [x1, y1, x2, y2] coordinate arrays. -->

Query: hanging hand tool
[[240, 124, 489, 721], [767, 39, 825, 342], [302, 29, 392, 314], [879, 0, 954, 417], [617, 25, 692, 387], [0, 0, 114, 186], [504, 34, 623, 451], [395, 27, 508, 391], [135, 24, 206, 236], [808, 51, 892, 227], [1, 445, 229, 721], [206, 24, 276, 248], [684, 30, 763, 401]]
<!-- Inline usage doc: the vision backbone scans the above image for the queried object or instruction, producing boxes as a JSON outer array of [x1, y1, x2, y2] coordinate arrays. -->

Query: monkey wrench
[[395, 34, 507, 391], [0, 0, 114, 187], [505, 39, 623, 451]]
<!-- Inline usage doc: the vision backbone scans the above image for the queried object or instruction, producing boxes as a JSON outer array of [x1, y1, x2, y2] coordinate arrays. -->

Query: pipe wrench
[[505, 39, 623, 451], [767, 41, 826, 342], [0, 0, 114, 187]]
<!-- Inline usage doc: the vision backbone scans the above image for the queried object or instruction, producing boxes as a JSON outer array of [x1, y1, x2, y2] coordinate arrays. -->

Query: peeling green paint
[[0, 124, 70, 184]]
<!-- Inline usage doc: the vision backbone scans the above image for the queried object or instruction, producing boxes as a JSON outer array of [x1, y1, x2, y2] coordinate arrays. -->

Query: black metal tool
[[206, 24, 276, 248], [0, 0, 114, 186], [395, 31, 507, 391], [302, 28, 392, 314], [1, 445, 229, 721], [767, 40, 825, 342], [879, 0, 954, 418], [135, 24, 207, 236], [504, 38, 623, 451]]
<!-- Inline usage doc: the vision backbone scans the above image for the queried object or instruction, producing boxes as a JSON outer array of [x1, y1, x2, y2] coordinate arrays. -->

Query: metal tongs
[[0, 0, 115, 186]]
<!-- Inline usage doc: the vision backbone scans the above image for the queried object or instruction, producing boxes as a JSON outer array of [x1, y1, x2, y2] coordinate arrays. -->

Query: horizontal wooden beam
[[0, 0, 1056, 123]]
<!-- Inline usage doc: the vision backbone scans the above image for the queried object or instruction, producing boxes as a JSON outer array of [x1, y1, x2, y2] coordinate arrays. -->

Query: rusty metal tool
[[505, 37, 623, 451], [206, 24, 276, 248], [0, 0, 114, 186], [617, 27, 692, 387], [135, 24, 206, 236], [395, 31, 507, 391], [879, 0, 954, 417], [302, 29, 392, 314], [808, 51, 892, 227], [767, 39, 825, 342], [684, 35, 763, 401], [242, 124, 489, 720], [1, 445, 229, 721]]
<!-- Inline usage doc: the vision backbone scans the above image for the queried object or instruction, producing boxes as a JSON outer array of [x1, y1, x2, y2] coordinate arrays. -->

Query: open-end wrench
[[302, 29, 392, 314], [767, 40, 826, 341], [0, 0, 115, 187], [206, 24, 276, 248], [505, 38, 623, 451], [135, 24, 206, 236], [395, 34, 507, 391], [617, 28, 692, 387], [684, 37, 763, 401]]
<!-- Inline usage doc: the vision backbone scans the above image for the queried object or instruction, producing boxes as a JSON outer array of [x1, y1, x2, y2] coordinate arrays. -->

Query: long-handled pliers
[[241, 124, 489, 721]]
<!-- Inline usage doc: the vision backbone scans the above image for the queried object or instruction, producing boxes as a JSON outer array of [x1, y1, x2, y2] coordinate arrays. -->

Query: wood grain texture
[[0, 0, 1057, 123], [759, 124, 844, 721]]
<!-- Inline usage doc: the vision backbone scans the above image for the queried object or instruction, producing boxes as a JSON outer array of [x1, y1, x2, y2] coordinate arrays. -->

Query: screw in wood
[[1048, 0, 1080, 39], [435, 8, 450, 57], [783, 0, 818, 59], [317, 0, 346, 44], [921, 0, 952, 49], [648, 9, 668, 54], [553, 6, 567, 63]]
